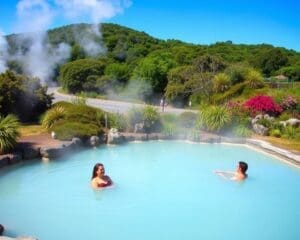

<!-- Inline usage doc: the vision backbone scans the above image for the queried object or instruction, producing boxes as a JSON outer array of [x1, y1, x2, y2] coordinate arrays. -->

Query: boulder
[[0, 156, 9, 168], [107, 128, 125, 144], [7, 153, 22, 165], [40, 146, 65, 159], [71, 138, 83, 148], [253, 124, 269, 136], [90, 136, 100, 147], [22, 147, 40, 160], [285, 118, 300, 127]]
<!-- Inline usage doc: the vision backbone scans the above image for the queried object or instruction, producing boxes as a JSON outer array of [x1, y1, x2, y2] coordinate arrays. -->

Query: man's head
[[238, 161, 248, 174]]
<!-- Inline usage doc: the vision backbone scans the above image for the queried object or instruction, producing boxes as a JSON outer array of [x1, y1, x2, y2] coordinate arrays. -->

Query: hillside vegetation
[[5, 23, 300, 107]]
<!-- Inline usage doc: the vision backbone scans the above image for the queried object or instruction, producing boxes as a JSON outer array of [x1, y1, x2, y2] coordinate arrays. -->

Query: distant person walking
[[160, 97, 165, 112]]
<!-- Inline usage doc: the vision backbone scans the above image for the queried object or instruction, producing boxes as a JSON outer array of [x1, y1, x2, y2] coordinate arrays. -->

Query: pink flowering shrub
[[281, 96, 298, 110], [243, 95, 282, 116]]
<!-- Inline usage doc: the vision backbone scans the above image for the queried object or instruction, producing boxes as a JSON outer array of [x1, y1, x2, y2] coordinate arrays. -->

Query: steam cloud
[[0, 31, 8, 72], [0, 0, 132, 83]]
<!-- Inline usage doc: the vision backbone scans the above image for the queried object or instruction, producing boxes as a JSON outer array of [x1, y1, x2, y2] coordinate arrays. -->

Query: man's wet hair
[[239, 161, 248, 174]]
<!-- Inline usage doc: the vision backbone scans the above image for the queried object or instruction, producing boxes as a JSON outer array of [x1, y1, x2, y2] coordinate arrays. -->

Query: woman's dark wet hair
[[91, 163, 104, 179], [239, 161, 248, 174]]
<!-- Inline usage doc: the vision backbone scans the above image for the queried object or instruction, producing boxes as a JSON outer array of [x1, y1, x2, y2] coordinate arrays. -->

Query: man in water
[[214, 161, 248, 181]]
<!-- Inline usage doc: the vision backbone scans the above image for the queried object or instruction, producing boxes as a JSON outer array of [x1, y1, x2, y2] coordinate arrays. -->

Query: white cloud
[[16, 0, 54, 32], [55, 0, 132, 23]]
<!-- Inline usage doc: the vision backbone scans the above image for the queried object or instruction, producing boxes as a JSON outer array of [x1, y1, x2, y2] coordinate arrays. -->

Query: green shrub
[[108, 113, 128, 131], [42, 106, 67, 129], [256, 118, 272, 128], [160, 113, 178, 136], [177, 112, 197, 128], [72, 96, 87, 106], [270, 129, 281, 138], [233, 124, 252, 137], [197, 105, 231, 132], [282, 126, 300, 140], [127, 107, 143, 131], [142, 105, 160, 133], [51, 121, 102, 140], [0, 115, 20, 153]]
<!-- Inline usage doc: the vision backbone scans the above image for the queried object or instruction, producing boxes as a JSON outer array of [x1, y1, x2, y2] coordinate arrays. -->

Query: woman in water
[[91, 163, 113, 189]]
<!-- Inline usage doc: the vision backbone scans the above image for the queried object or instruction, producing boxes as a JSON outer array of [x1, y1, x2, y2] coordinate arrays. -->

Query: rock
[[40, 146, 65, 159], [7, 152, 22, 165], [285, 118, 300, 127], [134, 123, 144, 133], [90, 136, 100, 147], [134, 134, 148, 141], [107, 128, 125, 144], [71, 138, 83, 148], [0, 156, 9, 168], [279, 121, 287, 127], [253, 124, 269, 136], [147, 133, 159, 140], [22, 147, 40, 160]]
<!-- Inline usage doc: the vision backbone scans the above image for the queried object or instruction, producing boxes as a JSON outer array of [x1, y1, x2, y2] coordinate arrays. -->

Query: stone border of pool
[[0, 132, 299, 170]]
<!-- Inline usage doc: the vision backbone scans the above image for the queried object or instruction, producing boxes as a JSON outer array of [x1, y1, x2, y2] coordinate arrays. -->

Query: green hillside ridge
[[4, 23, 300, 106]]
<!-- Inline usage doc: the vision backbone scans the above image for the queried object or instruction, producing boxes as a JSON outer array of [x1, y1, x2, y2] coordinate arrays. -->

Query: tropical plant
[[42, 106, 67, 129], [245, 69, 265, 89], [197, 105, 231, 132], [213, 73, 231, 93], [0, 115, 20, 153]]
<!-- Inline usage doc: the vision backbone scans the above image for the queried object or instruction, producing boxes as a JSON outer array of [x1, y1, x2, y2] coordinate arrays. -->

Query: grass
[[254, 134, 300, 154], [19, 124, 46, 137]]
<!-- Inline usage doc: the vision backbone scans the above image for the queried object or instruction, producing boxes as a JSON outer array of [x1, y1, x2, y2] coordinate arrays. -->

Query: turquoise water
[[1, 141, 300, 240]]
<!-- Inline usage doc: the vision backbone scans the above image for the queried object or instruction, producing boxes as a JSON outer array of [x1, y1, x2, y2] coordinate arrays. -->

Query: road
[[48, 87, 196, 115]]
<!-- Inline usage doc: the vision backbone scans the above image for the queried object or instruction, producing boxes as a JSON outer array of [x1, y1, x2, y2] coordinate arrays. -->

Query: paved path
[[48, 87, 197, 115]]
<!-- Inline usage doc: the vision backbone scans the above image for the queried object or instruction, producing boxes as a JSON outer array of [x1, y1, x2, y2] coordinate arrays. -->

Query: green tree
[[133, 51, 177, 94], [104, 63, 131, 83], [0, 71, 52, 122], [253, 48, 288, 75], [193, 54, 226, 73], [59, 59, 106, 93]]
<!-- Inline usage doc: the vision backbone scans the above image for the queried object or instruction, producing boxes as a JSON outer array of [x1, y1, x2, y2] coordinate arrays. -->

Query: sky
[[0, 0, 300, 51]]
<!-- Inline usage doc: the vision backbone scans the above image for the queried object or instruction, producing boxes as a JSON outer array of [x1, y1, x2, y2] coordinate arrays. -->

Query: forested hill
[[4, 23, 300, 105]]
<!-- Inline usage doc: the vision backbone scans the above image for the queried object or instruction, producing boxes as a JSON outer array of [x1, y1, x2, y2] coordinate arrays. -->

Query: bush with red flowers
[[243, 95, 282, 116]]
